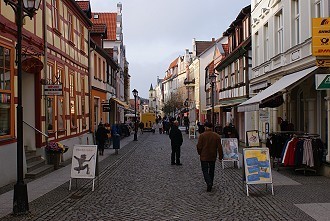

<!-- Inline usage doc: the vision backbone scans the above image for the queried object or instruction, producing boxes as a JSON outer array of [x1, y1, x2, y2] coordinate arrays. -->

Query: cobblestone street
[[1, 132, 330, 220]]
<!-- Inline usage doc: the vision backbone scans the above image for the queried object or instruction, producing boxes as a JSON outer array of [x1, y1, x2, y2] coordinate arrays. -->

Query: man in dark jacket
[[96, 123, 109, 156], [169, 120, 183, 165], [196, 122, 223, 192]]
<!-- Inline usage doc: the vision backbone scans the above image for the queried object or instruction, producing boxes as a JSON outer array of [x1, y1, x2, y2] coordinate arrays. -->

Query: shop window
[[51, 0, 60, 31], [68, 13, 74, 43], [69, 73, 77, 128], [56, 67, 65, 130], [0, 93, 11, 136], [81, 77, 86, 127], [80, 24, 85, 51]]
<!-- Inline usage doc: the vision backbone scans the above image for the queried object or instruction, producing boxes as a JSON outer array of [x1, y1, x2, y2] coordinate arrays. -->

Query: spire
[[149, 83, 153, 91]]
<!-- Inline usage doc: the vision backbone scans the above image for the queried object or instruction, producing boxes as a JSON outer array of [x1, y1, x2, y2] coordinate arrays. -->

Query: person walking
[[169, 120, 183, 165], [138, 121, 144, 134], [158, 121, 163, 134], [196, 122, 223, 192], [95, 123, 109, 156]]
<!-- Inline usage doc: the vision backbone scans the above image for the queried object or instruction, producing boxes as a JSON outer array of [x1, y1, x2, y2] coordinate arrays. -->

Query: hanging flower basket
[[45, 142, 68, 169]]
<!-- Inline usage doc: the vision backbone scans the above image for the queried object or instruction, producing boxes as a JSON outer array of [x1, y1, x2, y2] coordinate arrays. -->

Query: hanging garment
[[302, 139, 314, 167]]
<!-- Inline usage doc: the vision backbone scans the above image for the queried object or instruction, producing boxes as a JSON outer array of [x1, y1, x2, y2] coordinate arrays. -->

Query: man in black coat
[[96, 123, 109, 156], [169, 120, 183, 165]]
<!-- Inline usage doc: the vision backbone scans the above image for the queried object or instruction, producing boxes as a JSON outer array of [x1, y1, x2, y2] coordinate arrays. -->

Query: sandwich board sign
[[315, 74, 330, 90], [69, 145, 97, 191], [243, 148, 274, 196], [221, 138, 240, 169]]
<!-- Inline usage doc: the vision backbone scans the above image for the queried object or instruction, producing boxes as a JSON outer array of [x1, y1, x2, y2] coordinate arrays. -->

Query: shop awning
[[238, 66, 317, 112], [111, 98, 129, 109]]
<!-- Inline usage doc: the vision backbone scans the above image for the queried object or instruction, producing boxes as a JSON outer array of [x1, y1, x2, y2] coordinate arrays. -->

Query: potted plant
[[45, 141, 68, 169]]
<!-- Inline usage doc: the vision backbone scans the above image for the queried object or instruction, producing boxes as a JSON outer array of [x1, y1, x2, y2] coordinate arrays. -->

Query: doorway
[[22, 71, 36, 150]]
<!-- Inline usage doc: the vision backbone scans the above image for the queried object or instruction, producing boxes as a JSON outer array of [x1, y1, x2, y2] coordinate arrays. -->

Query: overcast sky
[[90, 0, 250, 98]]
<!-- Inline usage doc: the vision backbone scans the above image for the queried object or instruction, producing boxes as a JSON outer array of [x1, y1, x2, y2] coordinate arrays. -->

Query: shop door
[[22, 72, 36, 150]]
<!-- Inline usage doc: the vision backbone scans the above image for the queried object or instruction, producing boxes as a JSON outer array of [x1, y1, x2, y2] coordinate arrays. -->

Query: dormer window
[[94, 14, 99, 19]]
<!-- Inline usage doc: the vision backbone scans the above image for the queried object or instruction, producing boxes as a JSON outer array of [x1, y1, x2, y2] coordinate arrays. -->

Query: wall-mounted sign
[[315, 74, 330, 90], [316, 59, 330, 67], [102, 104, 110, 112], [44, 84, 63, 96], [312, 18, 330, 56]]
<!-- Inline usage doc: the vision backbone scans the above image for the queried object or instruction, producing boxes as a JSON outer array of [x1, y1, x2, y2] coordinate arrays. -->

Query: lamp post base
[[13, 182, 29, 215], [134, 133, 138, 141]]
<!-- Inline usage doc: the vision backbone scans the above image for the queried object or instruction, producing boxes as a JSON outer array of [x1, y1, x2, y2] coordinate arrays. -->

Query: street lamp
[[209, 73, 217, 131], [132, 89, 138, 141], [3, 0, 42, 215]]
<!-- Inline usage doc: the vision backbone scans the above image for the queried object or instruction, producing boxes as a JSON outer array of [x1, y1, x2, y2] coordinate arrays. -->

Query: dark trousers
[[171, 145, 181, 164], [201, 161, 215, 186]]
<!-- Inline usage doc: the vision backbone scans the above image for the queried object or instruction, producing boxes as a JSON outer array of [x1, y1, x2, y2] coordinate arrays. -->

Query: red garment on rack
[[283, 138, 299, 166]]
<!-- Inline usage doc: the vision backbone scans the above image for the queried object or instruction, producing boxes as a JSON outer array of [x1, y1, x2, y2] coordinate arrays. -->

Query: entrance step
[[25, 150, 54, 179], [25, 165, 54, 179]]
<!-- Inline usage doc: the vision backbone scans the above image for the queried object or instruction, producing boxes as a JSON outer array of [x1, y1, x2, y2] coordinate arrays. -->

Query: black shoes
[[176, 163, 182, 166], [171, 162, 176, 165], [207, 185, 212, 192]]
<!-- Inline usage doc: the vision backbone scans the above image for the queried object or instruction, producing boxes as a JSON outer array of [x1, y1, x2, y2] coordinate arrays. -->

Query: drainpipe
[[88, 31, 93, 134], [42, 0, 48, 148]]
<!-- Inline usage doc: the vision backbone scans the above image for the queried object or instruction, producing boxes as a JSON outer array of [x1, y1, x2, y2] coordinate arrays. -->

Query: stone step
[[26, 154, 42, 164], [25, 164, 54, 179], [27, 159, 46, 173], [25, 150, 37, 158]]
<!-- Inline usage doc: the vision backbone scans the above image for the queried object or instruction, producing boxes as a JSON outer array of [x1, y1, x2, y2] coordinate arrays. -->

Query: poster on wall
[[221, 138, 239, 169], [243, 148, 274, 196], [246, 130, 260, 147]]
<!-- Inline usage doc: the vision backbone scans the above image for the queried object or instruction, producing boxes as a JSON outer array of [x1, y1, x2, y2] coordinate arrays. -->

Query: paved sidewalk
[[0, 136, 133, 219], [0, 133, 330, 220]]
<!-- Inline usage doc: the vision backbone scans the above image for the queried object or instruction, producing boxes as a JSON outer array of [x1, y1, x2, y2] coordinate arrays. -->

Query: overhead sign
[[315, 74, 330, 90], [312, 18, 330, 56], [316, 59, 330, 67], [44, 84, 63, 96]]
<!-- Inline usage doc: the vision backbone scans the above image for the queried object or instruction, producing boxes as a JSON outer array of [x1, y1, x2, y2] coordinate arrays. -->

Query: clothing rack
[[267, 132, 323, 174]]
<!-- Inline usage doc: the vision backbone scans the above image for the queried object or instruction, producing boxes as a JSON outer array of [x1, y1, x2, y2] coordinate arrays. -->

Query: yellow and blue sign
[[312, 18, 330, 56]]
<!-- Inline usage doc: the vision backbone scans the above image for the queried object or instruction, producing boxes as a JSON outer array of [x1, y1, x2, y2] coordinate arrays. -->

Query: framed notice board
[[246, 130, 260, 147], [221, 138, 239, 169], [69, 145, 97, 191], [243, 148, 274, 196]]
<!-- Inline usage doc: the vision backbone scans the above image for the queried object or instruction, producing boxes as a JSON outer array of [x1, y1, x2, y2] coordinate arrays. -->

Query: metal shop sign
[[102, 104, 110, 112], [315, 74, 330, 90], [312, 18, 330, 56], [44, 84, 63, 96], [316, 59, 330, 67]]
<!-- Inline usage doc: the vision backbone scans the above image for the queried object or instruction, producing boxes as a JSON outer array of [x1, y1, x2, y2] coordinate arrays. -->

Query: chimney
[[117, 2, 122, 14]]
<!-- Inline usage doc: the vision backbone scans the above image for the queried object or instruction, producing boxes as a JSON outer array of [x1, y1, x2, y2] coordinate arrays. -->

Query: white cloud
[[90, 0, 249, 98]]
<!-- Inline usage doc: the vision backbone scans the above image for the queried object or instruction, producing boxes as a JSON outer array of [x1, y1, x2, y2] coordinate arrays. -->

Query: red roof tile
[[76, 1, 90, 11], [222, 44, 229, 56], [167, 57, 178, 70], [195, 41, 215, 56], [91, 13, 117, 41], [91, 23, 107, 36], [104, 48, 114, 58]]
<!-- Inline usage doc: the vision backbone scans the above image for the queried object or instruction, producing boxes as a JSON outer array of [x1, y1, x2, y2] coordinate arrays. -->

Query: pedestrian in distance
[[169, 120, 183, 165], [139, 121, 144, 134], [111, 123, 121, 154], [95, 122, 109, 156], [196, 122, 223, 192], [158, 121, 163, 134]]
